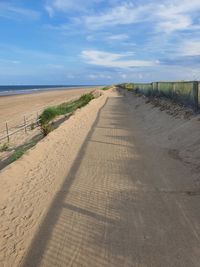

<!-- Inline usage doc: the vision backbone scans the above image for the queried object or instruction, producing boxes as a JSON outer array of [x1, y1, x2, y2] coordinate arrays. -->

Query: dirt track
[[20, 90, 200, 267]]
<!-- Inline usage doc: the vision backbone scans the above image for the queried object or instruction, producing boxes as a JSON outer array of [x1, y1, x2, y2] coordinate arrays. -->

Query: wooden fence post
[[37, 112, 40, 126], [24, 116, 27, 133], [193, 81, 199, 112], [6, 122, 9, 142], [173, 82, 176, 100]]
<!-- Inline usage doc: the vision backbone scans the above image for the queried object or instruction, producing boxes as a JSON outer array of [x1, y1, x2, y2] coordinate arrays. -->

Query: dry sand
[[0, 87, 94, 131], [0, 88, 200, 267], [0, 87, 96, 169], [0, 90, 108, 266]]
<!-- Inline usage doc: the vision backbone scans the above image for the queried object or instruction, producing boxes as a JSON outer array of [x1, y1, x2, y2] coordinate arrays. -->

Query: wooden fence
[[120, 81, 200, 111], [0, 113, 41, 143]]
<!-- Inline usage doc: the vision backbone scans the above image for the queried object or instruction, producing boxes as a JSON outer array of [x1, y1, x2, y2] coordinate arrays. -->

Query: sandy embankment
[[0, 88, 94, 130], [0, 88, 96, 169], [0, 90, 108, 267]]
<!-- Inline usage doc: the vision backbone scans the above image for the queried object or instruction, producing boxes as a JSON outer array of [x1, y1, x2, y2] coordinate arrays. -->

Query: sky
[[0, 0, 200, 85]]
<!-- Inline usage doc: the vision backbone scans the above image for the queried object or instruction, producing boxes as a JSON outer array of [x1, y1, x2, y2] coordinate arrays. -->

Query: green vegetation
[[125, 83, 134, 90], [9, 140, 37, 163], [30, 122, 35, 130], [40, 123, 53, 136], [0, 142, 9, 152], [39, 93, 94, 136], [101, 86, 110, 91], [2, 93, 95, 168]]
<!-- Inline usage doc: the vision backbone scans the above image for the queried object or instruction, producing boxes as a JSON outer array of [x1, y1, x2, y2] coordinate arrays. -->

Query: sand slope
[[0, 91, 108, 267], [0, 88, 94, 131]]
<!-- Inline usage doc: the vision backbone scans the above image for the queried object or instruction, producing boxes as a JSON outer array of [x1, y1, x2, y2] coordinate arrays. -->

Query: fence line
[[0, 114, 41, 143], [0, 96, 79, 128], [0, 95, 81, 144], [120, 81, 200, 112]]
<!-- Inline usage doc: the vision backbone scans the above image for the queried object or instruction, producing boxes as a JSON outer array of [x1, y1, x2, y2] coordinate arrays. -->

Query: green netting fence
[[120, 81, 199, 111]]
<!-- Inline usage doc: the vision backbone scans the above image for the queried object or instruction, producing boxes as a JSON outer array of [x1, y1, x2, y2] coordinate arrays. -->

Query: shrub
[[0, 142, 9, 152], [39, 107, 58, 125], [102, 86, 110, 91], [30, 122, 35, 130], [40, 123, 53, 136]]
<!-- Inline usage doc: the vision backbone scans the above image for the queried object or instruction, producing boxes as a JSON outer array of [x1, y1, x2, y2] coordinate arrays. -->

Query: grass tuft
[[0, 142, 9, 152], [39, 93, 94, 136], [101, 86, 111, 91]]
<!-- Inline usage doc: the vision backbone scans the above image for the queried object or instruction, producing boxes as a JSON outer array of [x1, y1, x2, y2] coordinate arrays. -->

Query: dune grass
[[101, 86, 110, 91], [39, 93, 94, 126], [1, 93, 95, 168]]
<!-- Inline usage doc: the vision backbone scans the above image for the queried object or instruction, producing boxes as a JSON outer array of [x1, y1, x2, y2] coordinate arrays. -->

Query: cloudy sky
[[0, 0, 200, 85]]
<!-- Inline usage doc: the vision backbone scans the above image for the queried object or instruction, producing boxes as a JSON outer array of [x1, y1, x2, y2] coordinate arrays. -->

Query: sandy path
[[21, 90, 200, 266], [0, 88, 94, 131]]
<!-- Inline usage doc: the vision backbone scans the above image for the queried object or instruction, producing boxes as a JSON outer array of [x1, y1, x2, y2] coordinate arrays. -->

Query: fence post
[[173, 82, 176, 100], [37, 112, 40, 126], [24, 116, 27, 133], [193, 81, 199, 112], [6, 122, 9, 142]]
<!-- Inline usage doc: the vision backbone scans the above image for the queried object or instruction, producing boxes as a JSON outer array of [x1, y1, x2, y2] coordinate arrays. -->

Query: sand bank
[[0, 90, 108, 266]]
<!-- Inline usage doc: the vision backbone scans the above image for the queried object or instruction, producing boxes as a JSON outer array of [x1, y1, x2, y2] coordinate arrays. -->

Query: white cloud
[[46, 64, 64, 69], [0, 2, 40, 20], [106, 34, 129, 41], [179, 39, 200, 56], [83, 2, 150, 29], [0, 59, 20, 64], [81, 0, 200, 33], [45, 0, 103, 15], [88, 73, 112, 80], [81, 50, 157, 68], [44, 0, 200, 37]]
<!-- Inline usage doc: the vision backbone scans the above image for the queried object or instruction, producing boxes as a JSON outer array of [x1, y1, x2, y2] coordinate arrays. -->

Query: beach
[[0, 87, 98, 169], [0, 87, 95, 128], [0, 88, 200, 266]]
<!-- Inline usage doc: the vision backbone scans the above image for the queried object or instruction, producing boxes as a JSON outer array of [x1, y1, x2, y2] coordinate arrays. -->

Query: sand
[[0, 87, 97, 169], [1, 88, 200, 267], [0, 87, 95, 131], [0, 90, 108, 267]]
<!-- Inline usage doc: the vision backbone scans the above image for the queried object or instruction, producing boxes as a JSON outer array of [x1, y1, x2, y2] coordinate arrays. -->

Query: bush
[[39, 107, 58, 125], [102, 86, 110, 91], [40, 123, 53, 136], [0, 142, 9, 152], [125, 83, 134, 90]]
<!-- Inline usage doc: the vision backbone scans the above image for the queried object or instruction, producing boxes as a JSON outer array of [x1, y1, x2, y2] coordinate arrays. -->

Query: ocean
[[0, 85, 95, 96]]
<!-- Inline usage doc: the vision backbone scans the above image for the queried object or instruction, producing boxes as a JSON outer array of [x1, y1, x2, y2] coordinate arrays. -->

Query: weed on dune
[[102, 86, 110, 90], [0, 142, 9, 152], [39, 93, 94, 135]]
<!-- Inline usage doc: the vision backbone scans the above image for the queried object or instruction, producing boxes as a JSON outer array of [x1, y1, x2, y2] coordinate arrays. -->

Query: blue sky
[[0, 0, 200, 85]]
